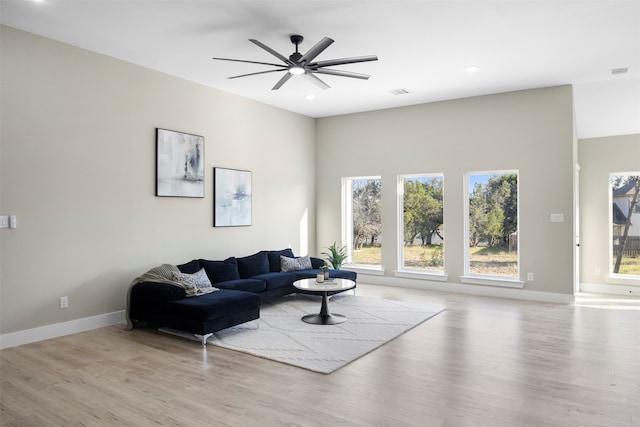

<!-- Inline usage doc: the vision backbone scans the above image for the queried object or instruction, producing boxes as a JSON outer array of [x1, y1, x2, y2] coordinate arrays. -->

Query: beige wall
[[579, 134, 640, 286], [1, 25, 600, 338], [0, 26, 316, 334], [316, 86, 576, 296]]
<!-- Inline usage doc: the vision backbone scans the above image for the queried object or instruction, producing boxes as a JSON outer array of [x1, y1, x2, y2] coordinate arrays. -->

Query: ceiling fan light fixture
[[288, 66, 305, 75]]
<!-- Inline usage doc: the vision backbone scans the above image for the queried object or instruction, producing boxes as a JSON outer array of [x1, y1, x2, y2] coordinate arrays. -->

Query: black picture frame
[[156, 128, 205, 198], [213, 167, 252, 227]]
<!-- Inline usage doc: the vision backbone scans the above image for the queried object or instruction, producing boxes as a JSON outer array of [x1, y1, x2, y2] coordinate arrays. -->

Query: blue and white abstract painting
[[214, 167, 252, 226]]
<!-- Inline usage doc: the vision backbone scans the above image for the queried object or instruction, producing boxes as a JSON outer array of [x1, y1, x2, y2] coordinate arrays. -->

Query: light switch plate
[[550, 213, 564, 223], [0, 216, 8, 228]]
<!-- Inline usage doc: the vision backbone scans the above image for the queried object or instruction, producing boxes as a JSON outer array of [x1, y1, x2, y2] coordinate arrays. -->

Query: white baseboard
[[0, 311, 125, 350], [580, 282, 640, 296], [360, 274, 575, 304]]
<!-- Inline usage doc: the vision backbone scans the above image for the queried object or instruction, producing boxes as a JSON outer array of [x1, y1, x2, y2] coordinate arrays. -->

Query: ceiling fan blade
[[303, 73, 330, 90], [299, 37, 334, 64], [249, 39, 293, 65], [311, 55, 378, 68], [228, 69, 287, 79], [272, 72, 293, 90], [312, 68, 371, 80], [212, 57, 286, 68]]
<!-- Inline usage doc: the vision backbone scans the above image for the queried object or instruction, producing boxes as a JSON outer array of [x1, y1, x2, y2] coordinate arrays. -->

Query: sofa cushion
[[214, 278, 266, 293], [292, 269, 321, 280], [237, 251, 270, 279], [176, 259, 201, 274], [199, 257, 240, 283], [167, 290, 261, 322], [267, 248, 295, 272], [281, 255, 313, 272], [251, 271, 298, 291]]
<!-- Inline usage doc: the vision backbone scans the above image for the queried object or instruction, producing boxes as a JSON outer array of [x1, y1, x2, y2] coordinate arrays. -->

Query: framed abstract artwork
[[213, 167, 252, 227], [156, 128, 205, 197]]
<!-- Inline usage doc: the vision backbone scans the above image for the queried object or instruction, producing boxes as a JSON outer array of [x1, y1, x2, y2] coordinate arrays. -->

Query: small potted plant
[[320, 263, 330, 280], [322, 241, 347, 270]]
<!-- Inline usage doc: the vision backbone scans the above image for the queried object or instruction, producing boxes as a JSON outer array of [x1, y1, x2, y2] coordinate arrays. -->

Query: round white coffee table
[[293, 278, 356, 325]]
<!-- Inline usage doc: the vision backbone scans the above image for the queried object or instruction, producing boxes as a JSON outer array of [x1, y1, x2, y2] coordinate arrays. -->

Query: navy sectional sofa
[[128, 249, 357, 345]]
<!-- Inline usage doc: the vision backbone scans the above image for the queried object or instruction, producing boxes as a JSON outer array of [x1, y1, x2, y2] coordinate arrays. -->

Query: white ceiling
[[2, 0, 639, 139]]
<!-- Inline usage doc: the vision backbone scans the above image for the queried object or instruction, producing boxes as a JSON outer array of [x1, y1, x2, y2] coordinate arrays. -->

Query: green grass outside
[[352, 246, 382, 265], [352, 245, 517, 276], [353, 245, 640, 277], [614, 256, 640, 275], [468, 246, 517, 276]]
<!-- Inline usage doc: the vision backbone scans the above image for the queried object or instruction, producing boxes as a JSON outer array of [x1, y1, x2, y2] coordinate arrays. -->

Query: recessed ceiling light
[[390, 88, 410, 95], [304, 94, 315, 100], [466, 65, 479, 73]]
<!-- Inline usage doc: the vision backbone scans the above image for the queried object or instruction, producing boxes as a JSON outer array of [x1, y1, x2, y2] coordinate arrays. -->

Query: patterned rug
[[208, 294, 445, 374]]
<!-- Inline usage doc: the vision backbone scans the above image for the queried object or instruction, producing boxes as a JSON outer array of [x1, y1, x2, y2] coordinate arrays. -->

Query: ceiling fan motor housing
[[289, 35, 304, 63]]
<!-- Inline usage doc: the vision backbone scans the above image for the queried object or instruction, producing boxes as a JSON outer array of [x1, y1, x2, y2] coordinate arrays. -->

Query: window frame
[[396, 173, 446, 278], [461, 169, 523, 288], [608, 172, 640, 282], [341, 176, 383, 270]]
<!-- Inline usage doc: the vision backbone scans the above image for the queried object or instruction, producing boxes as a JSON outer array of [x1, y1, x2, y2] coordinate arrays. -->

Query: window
[[399, 174, 444, 272], [343, 177, 382, 267], [465, 171, 519, 279], [611, 173, 640, 277]]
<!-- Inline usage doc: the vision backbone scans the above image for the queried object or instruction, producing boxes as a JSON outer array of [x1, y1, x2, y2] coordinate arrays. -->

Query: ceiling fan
[[212, 35, 378, 90]]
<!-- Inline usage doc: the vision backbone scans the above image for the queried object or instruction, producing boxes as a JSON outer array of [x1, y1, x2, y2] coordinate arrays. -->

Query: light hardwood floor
[[1, 284, 639, 426]]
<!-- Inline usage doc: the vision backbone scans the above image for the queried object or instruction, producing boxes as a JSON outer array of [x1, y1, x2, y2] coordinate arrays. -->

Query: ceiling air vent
[[611, 67, 629, 75], [390, 88, 410, 95]]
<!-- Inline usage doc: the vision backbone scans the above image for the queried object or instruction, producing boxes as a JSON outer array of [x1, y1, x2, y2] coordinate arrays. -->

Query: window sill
[[394, 270, 448, 282], [344, 265, 385, 276], [605, 275, 640, 286], [460, 275, 524, 288]]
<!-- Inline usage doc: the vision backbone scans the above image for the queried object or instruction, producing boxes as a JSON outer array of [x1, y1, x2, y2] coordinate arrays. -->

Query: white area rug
[[208, 294, 445, 374]]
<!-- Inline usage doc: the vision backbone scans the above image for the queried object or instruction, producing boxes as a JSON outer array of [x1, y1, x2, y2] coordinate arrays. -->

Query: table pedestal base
[[301, 291, 347, 325], [302, 313, 347, 325]]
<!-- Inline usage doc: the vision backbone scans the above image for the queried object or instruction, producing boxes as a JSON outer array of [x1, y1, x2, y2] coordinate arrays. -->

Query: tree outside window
[[400, 174, 444, 272], [343, 177, 382, 266]]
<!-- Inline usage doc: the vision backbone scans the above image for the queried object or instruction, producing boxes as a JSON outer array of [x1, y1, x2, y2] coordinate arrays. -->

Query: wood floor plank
[[1, 284, 639, 426]]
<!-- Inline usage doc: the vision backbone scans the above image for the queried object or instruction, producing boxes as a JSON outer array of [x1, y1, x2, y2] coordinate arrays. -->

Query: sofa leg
[[195, 333, 213, 347]]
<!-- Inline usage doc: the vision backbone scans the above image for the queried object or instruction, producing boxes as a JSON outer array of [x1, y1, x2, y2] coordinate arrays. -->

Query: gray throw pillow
[[171, 268, 218, 294], [280, 255, 313, 272]]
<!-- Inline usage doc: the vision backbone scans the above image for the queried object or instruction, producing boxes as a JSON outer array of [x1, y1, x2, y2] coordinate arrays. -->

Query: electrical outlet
[[60, 296, 69, 309], [527, 272, 534, 281]]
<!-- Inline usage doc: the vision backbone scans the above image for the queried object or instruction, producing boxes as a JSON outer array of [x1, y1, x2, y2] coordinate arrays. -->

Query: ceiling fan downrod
[[289, 34, 304, 63]]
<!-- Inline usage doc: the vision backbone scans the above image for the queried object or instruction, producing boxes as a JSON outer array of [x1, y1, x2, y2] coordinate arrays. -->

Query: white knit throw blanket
[[124, 264, 216, 330]]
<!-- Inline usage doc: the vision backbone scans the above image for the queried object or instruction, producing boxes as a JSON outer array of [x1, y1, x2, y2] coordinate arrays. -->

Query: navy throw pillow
[[237, 251, 270, 279], [267, 248, 295, 272], [310, 257, 325, 269], [177, 259, 201, 274], [199, 257, 240, 283]]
